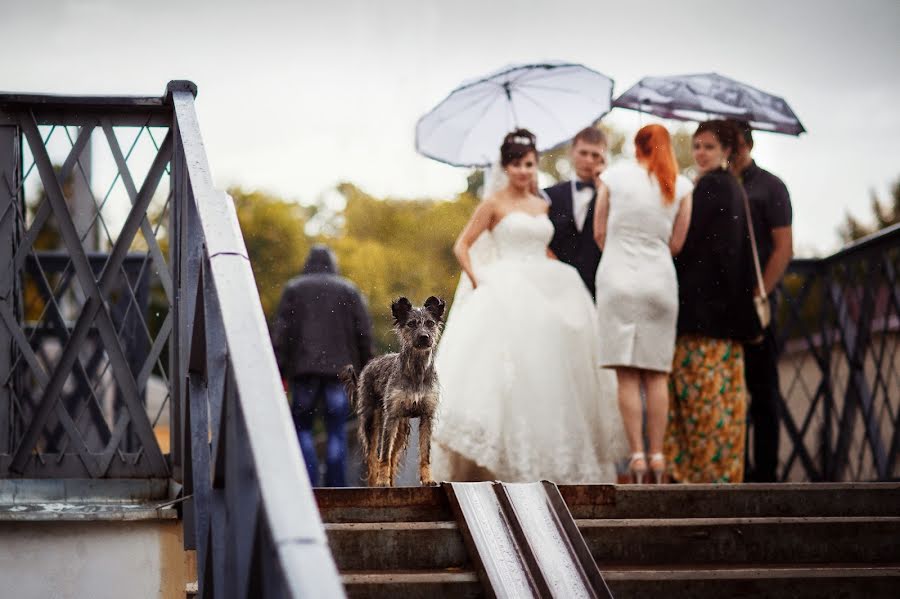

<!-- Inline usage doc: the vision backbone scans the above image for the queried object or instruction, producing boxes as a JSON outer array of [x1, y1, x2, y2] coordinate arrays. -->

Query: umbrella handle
[[503, 82, 520, 129]]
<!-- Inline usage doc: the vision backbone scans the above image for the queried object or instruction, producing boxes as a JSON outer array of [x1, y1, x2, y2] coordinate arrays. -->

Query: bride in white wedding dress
[[432, 129, 623, 484]]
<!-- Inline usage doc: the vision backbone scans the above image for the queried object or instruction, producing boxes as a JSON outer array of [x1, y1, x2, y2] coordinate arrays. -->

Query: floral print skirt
[[665, 335, 748, 483]]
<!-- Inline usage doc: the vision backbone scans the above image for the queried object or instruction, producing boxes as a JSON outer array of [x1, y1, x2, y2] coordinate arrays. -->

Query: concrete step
[[317, 487, 450, 523], [317, 485, 900, 598], [342, 570, 483, 599], [317, 483, 900, 523], [582, 516, 900, 566], [325, 521, 469, 571], [561, 483, 900, 519], [602, 564, 900, 599]]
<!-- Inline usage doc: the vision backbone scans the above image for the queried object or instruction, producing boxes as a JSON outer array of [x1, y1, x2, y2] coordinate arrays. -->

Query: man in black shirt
[[730, 120, 794, 482]]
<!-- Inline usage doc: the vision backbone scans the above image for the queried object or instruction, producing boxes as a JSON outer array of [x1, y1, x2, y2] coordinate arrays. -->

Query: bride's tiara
[[509, 135, 534, 146]]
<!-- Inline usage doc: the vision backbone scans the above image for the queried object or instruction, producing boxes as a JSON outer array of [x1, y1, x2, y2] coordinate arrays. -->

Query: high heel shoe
[[628, 452, 647, 484], [649, 453, 666, 484]]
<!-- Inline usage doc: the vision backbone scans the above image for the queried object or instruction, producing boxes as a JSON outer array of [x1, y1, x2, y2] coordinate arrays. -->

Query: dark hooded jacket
[[272, 245, 373, 378]]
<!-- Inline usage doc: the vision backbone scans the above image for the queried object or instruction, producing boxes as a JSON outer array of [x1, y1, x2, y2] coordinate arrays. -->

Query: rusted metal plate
[[316, 486, 451, 523], [325, 521, 469, 571], [559, 483, 900, 519], [341, 571, 483, 599], [603, 565, 900, 599], [580, 516, 900, 566]]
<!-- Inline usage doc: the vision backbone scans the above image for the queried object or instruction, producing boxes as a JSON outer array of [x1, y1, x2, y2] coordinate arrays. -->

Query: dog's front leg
[[376, 415, 400, 487], [418, 415, 436, 486], [389, 420, 411, 487]]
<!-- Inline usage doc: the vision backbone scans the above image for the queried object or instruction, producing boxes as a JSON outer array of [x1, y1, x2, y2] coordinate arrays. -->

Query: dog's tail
[[339, 364, 370, 457], [338, 364, 358, 409]]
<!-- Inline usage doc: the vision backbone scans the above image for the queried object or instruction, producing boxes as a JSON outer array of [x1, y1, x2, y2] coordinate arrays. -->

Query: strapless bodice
[[492, 212, 554, 260]]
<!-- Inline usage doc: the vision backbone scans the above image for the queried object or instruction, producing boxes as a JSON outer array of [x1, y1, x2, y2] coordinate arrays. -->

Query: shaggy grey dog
[[341, 296, 445, 486]]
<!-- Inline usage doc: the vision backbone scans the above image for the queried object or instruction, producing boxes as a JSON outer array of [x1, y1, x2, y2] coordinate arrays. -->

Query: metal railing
[[0, 91, 172, 478], [777, 223, 900, 482], [169, 83, 344, 598], [0, 82, 344, 597]]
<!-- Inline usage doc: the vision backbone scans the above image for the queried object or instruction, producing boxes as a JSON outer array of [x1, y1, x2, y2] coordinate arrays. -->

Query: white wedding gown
[[432, 211, 623, 483]]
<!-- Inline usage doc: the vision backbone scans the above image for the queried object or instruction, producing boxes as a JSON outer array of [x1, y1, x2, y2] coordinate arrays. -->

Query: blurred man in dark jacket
[[272, 245, 373, 486]]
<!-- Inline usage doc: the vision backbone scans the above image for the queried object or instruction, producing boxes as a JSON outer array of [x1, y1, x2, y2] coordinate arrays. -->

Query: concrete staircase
[[316, 483, 900, 598], [317, 487, 478, 598], [562, 483, 900, 598]]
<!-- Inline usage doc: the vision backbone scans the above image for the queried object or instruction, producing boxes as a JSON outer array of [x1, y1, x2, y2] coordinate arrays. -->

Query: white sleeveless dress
[[432, 211, 622, 483], [595, 162, 694, 372]]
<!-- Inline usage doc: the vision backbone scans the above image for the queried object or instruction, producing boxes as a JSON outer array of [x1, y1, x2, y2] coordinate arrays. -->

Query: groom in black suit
[[544, 127, 608, 299]]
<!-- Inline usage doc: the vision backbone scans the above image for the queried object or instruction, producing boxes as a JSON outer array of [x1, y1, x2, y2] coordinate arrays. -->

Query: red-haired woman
[[593, 124, 693, 483]]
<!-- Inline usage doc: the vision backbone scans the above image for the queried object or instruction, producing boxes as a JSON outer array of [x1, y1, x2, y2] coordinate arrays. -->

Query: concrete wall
[[0, 520, 188, 599]]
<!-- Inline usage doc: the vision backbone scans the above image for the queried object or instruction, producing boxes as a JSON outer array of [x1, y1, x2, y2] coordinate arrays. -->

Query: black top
[[272, 246, 374, 378], [675, 169, 761, 342], [739, 160, 792, 270], [544, 181, 602, 298]]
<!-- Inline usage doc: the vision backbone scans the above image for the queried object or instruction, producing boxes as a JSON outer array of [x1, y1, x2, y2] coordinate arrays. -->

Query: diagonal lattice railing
[[0, 92, 173, 477], [0, 83, 344, 597], [775, 223, 900, 482]]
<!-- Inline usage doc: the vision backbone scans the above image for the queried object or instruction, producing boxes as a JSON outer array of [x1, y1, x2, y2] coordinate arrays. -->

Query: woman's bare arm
[[593, 182, 610, 250], [669, 193, 693, 255], [453, 200, 496, 289]]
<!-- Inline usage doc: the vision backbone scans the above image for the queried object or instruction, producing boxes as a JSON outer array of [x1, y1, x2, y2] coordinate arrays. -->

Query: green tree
[[227, 187, 312, 319], [838, 177, 900, 242], [537, 123, 627, 185], [671, 125, 695, 173], [330, 183, 477, 352]]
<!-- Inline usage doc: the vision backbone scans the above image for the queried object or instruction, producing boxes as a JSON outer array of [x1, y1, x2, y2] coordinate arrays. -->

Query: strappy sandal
[[649, 453, 666, 484], [628, 452, 648, 484]]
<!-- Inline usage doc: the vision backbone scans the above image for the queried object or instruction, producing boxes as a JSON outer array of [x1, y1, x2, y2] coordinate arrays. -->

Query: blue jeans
[[291, 375, 349, 487]]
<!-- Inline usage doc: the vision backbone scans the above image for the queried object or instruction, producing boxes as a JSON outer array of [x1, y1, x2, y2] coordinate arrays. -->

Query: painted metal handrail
[[0, 81, 343, 596], [168, 82, 344, 597], [776, 223, 900, 482]]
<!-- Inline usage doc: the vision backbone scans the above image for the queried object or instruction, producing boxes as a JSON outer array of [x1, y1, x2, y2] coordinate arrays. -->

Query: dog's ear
[[391, 297, 413, 324], [424, 296, 446, 320]]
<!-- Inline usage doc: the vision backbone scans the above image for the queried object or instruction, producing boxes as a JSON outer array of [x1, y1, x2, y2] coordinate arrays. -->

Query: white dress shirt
[[571, 179, 595, 232]]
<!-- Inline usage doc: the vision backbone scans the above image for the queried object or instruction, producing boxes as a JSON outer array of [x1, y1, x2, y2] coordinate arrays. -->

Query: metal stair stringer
[[445, 480, 613, 599]]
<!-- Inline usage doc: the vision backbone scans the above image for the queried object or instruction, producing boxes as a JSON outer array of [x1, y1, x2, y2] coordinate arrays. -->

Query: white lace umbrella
[[416, 61, 614, 167], [613, 72, 805, 135]]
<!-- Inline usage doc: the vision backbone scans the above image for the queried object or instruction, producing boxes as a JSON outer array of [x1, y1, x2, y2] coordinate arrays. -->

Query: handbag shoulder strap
[[738, 176, 767, 297]]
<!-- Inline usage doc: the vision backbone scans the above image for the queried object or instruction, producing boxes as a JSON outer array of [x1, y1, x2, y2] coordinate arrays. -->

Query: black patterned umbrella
[[614, 72, 805, 135]]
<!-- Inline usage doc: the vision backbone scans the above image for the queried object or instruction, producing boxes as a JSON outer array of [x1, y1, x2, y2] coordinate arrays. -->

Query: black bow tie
[[575, 180, 596, 191]]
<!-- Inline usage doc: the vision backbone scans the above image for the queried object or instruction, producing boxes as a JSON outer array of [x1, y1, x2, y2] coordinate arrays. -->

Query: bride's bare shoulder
[[529, 193, 551, 213], [475, 194, 504, 215]]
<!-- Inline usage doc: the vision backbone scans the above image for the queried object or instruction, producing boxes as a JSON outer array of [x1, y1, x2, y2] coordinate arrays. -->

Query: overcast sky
[[3, 0, 899, 255]]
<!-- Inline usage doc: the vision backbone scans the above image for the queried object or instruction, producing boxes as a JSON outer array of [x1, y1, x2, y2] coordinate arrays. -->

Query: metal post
[[170, 115, 184, 481], [70, 131, 96, 251], [0, 126, 17, 457], [821, 267, 833, 480]]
